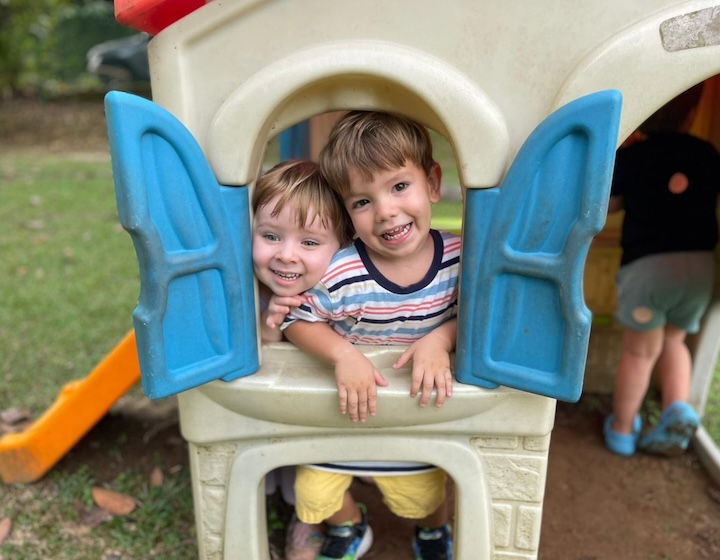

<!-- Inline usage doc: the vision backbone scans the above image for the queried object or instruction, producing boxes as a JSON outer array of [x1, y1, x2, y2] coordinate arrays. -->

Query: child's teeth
[[383, 224, 410, 240]]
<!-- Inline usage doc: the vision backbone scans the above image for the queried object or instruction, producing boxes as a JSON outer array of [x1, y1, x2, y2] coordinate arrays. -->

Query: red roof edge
[[115, 0, 207, 35]]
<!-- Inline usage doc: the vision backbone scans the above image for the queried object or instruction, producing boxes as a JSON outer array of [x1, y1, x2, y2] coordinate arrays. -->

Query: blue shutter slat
[[105, 91, 258, 399], [456, 90, 622, 402]]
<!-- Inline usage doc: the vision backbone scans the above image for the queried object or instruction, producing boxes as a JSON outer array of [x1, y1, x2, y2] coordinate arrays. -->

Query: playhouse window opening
[[583, 76, 720, 394], [254, 118, 465, 340], [263, 465, 455, 533]]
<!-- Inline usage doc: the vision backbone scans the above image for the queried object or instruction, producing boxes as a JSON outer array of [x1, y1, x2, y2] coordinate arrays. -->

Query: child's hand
[[266, 294, 307, 329], [393, 321, 456, 408], [334, 347, 388, 423]]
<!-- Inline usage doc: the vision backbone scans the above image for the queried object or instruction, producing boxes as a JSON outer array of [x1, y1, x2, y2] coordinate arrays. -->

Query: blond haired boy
[[252, 159, 353, 560]]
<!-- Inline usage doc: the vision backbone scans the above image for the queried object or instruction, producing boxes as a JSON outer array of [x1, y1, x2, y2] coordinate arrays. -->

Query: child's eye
[[393, 182, 409, 192], [302, 239, 320, 247], [352, 199, 369, 209], [263, 233, 280, 242]]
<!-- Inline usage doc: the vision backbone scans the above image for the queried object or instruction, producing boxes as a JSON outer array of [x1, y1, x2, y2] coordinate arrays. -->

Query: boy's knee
[[375, 470, 447, 519], [294, 467, 352, 524]]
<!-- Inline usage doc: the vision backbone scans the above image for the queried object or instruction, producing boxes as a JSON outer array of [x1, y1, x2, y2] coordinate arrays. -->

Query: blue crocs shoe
[[638, 401, 700, 457], [604, 414, 642, 456]]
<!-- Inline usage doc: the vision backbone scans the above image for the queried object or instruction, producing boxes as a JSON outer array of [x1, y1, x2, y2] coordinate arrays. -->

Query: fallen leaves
[[78, 507, 114, 529], [0, 517, 11, 545], [92, 487, 137, 516], [0, 406, 33, 436], [81, 467, 166, 528], [150, 466, 164, 487]]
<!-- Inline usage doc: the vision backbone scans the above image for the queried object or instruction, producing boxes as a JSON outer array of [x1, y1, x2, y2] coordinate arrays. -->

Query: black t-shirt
[[611, 131, 720, 266]]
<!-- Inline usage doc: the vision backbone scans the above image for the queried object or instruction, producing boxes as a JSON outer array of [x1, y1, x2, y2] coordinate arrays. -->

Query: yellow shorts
[[295, 465, 447, 524]]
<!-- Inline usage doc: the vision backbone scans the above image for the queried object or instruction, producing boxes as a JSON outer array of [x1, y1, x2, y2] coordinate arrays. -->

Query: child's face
[[252, 196, 340, 296], [344, 160, 441, 264]]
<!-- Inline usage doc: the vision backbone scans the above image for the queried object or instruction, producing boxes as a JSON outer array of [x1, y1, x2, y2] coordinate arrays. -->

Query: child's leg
[[373, 469, 447, 522], [636, 323, 700, 456], [611, 327, 663, 434], [375, 471, 452, 559], [295, 472, 372, 560], [294, 466, 354, 524], [326, 489, 363, 526], [416, 497, 448, 528], [656, 324, 691, 409]]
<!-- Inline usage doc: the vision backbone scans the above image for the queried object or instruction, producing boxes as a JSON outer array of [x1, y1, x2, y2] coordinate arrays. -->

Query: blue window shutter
[[105, 91, 259, 399], [456, 90, 622, 402]]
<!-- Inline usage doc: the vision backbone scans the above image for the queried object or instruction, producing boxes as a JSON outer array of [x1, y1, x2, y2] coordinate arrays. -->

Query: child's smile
[[380, 223, 413, 244], [346, 161, 441, 264], [252, 196, 340, 297]]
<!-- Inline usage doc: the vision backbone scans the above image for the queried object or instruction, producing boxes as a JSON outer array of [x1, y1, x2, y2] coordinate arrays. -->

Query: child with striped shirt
[[283, 111, 459, 560], [252, 159, 354, 560]]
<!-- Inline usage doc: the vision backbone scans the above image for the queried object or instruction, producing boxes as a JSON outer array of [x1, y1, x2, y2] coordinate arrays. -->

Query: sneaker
[[639, 401, 700, 457], [284, 513, 325, 560], [413, 524, 453, 560], [317, 503, 373, 560], [604, 414, 642, 456]]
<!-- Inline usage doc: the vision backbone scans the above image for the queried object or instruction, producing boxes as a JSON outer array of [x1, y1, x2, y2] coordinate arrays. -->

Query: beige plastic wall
[[144, 1, 720, 558]]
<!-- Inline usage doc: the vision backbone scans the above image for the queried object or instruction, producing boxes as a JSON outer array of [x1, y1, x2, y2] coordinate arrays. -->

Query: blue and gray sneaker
[[317, 503, 373, 560], [638, 401, 700, 457], [413, 524, 453, 560]]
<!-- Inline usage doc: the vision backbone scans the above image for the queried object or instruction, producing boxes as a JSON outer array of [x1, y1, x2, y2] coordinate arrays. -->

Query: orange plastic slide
[[0, 331, 140, 484]]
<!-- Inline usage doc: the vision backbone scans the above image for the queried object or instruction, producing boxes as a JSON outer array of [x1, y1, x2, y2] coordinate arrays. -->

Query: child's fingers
[[410, 373, 422, 399], [347, 391, 360, 423], [368, 390, 378, 417], [419, 375, 436, 408], [393, 347, 413, 370], [358, 395, 368, 423], [338, 387, 348, 416], [434, 369, 454, 407], [373, 369, 389, 387], [273, 295, 306, 308], [265, 311, 286, 329]]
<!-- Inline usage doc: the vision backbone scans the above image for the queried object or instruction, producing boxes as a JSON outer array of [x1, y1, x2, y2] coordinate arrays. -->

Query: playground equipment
[[0, 332, 140, 484], [105, 1, 720, 559], [3, 0, 720, 558]]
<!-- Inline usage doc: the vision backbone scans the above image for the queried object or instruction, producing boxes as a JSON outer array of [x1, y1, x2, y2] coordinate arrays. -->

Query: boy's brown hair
[[319, 111, 435, 198], [252, 159, 354, 246]]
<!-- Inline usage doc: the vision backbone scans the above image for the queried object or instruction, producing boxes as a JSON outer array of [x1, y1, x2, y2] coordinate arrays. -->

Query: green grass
[[704, 360, 720, 440], [1, 466, 195, 559], [3, 143, 720, 559], [0, 151, 198, 559], [0, 152, 139, 414]]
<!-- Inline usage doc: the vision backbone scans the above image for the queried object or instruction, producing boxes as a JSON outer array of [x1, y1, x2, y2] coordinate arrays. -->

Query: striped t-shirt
[[282, 229, 460, 476], [284, 229, 460, 340]]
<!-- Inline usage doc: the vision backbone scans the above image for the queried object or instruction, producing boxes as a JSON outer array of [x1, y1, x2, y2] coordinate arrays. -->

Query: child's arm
[[393, 317, 457, 408], [607, 195, 623, 213], [284, 321, 388, 423], [260, 295, 306, 343]]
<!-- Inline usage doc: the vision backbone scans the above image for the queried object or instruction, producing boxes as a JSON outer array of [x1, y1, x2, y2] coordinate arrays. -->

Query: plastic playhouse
[[4, 1, 720, 559]]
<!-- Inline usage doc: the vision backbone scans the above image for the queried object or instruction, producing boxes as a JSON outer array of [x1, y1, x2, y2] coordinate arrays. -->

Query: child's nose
[[375, 202, 398, 222], [277, 243, 298, 262]]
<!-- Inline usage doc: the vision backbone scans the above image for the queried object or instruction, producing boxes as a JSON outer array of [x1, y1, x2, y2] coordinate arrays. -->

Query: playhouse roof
[[115, 0, 206, 35]]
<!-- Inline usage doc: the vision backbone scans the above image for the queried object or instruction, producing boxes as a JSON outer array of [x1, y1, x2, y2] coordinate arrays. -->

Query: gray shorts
[[615, 251, 715, 333]]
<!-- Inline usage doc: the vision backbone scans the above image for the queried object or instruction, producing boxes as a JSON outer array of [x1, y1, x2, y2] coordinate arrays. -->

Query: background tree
[[0, 0, 134, 98]]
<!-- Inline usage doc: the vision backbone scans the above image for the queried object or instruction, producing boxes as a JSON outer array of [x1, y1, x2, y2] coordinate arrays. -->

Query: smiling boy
[[282, 111, 459, 560], [252, 159, 353, 342]]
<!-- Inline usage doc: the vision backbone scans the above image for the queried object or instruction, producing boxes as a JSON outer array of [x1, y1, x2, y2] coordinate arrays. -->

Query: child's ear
[[428, 162, 442, 203]]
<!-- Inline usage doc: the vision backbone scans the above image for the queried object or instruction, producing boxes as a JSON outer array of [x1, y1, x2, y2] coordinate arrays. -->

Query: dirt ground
[[3, 98, 720, 559]]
